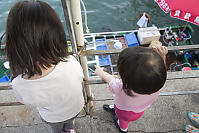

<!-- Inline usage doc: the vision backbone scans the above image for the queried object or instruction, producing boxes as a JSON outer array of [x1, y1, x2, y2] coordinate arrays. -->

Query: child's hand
[[92, 65, 115, 83], [152, 46, 168, 62], [92, 65, 105, 76]]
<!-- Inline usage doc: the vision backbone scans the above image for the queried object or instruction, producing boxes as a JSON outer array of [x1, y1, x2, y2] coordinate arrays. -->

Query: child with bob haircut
[[93, 46, 168, 133], [5, 0, 84, 133]]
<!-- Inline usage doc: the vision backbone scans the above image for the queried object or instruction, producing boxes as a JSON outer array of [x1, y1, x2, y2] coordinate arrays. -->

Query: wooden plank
[[0, 102, 23, 106], [167, 70, 199, 80], [81, 44, 199, 56], [167, 44, 199, 51], [160, 90, 199, 96], [1, 69, 199, 87], [0, 82, 12, 90], [81, 49, 123, 56], [84, 27, 168, 36], [85, 70, 199, 85]]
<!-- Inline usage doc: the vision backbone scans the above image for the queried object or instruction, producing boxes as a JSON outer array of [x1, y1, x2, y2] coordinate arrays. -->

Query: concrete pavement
[[1, 71, 199, 133]]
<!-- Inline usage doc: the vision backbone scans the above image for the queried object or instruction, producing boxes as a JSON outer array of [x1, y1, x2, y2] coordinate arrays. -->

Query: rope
[[80, 0, 90, 34], [0, 32, 6, 46]]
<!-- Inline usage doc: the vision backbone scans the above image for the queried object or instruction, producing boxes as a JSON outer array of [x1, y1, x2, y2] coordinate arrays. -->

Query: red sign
[[154, 0, 199, 26], [155, 0, 170, 13]]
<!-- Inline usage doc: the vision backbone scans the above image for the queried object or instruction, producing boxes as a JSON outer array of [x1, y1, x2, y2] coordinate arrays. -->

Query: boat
[[82, 24, 197, 77]]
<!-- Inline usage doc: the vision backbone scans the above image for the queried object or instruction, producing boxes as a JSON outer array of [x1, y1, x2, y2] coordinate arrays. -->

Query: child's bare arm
[[152, 46, 168, 64], [92, 65, 115, 84]]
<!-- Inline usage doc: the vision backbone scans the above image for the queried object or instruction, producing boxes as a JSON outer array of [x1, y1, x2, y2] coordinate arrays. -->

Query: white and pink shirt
[[109, 78, 161, 113]]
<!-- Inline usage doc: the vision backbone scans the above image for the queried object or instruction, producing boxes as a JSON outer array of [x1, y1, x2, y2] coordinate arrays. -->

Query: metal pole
[[0, 102, 23, 106], [69, 0, 84, 47], [61, 0, 93, 114], [81, 44, 199, 56], [80, 56, 93, 114], [61, 0, 77, 53]]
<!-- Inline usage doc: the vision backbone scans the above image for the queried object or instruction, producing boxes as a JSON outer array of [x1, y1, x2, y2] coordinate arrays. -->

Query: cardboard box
[[137, 27, 161, 45]]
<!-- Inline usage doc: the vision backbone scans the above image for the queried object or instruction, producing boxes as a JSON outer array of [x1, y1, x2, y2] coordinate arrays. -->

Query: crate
[[125, 32, 139, 47], [96, 39, 111, 67]]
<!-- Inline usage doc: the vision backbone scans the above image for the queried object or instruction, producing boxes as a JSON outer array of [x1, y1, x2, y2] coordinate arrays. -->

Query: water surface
[[0, 0, 198, 43]]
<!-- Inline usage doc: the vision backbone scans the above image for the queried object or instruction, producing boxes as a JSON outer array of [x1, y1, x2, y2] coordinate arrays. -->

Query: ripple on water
[[0, 0, 198, 43]]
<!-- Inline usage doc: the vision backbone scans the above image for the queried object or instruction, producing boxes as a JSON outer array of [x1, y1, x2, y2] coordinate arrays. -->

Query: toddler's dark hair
[[117, 47, 167, 96], [6, 0, 68, 77]]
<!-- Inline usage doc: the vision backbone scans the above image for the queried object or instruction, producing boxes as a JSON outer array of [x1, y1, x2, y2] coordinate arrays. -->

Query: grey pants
[[41, 115, 77, 133]]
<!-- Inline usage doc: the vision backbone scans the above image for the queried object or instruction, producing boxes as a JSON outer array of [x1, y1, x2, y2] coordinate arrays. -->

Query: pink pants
[[115, 105, 144, 130]]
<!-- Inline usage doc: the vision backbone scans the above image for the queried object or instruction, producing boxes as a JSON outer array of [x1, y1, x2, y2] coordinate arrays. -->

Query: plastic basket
[[96, 39, 111, 66], [0, 75, 10, 83]]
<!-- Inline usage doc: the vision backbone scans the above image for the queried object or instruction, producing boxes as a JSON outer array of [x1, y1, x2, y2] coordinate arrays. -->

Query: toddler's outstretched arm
[[92, 65, 115, 83], [152, 46, 168, 64]]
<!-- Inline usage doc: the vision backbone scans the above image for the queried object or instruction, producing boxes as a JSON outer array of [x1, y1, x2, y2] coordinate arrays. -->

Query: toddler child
[[93, 46, 168, 133]]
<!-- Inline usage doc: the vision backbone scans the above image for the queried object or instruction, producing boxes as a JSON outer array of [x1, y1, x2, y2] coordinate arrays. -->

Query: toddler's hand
[[92, 65, 114, 83], [152, 46, 168, 60], [92, 65, 104, 76]]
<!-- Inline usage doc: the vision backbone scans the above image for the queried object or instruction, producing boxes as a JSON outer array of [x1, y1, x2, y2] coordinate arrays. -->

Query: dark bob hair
[[117, 47, 167, 96], [5, 0, 69, 77]]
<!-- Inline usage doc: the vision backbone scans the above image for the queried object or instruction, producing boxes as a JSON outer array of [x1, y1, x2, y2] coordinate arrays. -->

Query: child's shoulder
[[57, 55, 77, 66], [63, 55, 78, 62], [109, 78, 123, 89], [11, 74, 25, 88], [110, 78, 122, 84]]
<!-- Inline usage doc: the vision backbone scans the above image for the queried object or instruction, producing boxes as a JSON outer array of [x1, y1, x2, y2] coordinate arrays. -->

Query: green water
[[0, 0, 198, 43]]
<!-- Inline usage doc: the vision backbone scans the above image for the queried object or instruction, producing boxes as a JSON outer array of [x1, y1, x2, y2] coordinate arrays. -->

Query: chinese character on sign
[[184, 13, 191, 20], [159, 0, 165, 6], [174, 10, 181, 17], [194, 16, 199, 23]]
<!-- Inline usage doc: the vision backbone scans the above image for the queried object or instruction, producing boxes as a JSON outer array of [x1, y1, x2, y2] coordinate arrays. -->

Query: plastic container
[[125, 32, 139, 47], [96, 39, 111, 66], [0, 75, 10, 83]]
